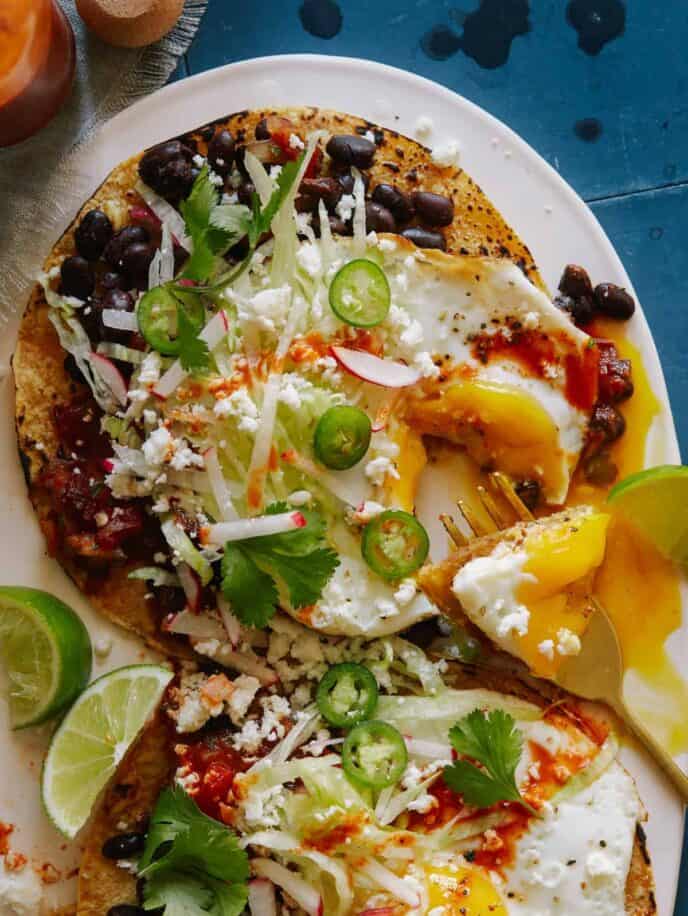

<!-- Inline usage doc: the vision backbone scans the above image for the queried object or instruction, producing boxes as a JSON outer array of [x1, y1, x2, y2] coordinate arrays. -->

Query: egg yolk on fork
[[424, 862, 507, 914], [515, 510, 610, 677]]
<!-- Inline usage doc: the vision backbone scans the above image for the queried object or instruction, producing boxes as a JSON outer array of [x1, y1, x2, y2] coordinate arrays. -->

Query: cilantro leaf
[[177, 304, 210, 374], [220, 544, 279, 628], [181, 165, 218, 239], [220, 503, 339, 627], [249, 544, 339, 609], [247, 157, 303, 247], [209, 203, 252, 238], [443, 709, 537, 815], [139, 787, 248, 916]]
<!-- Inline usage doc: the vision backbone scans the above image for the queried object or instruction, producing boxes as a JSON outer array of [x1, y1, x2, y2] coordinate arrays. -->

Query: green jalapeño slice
[[316, 662, 379, 728], [329, 258, 391, 327], [137, 286, 205, 356], [362, 510, 430, 581], [342, 720, 408, 789], [314, 405, 372, 470]]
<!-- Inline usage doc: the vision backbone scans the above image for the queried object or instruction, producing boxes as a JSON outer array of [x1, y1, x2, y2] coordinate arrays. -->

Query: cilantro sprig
[[443, 709, 538, 816], [220, 502, 339, 628], [177, 303, 210, 374], [139, 786, 248, 915]]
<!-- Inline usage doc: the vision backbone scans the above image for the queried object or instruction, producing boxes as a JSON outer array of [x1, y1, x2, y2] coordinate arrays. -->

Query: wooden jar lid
[[76, 0, 185, 48]]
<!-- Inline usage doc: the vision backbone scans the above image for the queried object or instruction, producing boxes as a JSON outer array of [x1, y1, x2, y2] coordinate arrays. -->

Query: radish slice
[[177, 563, 202, 613], [164, 609, 225, 639], [101, 309, 139, 332], [136, 180, 193, 250], [359, 859, 420, 908], [251, 860, 322, 916], [89, 352, 128, 405], [248, 878, 277, 916], [217, 595, 243, 647], [203, 446, 238, 522], [204, 511, 306, 546], [331, 346, 421, 388], [153, 310, 230, 400]]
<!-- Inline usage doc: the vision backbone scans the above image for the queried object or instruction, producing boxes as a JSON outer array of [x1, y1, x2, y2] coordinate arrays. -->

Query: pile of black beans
[[555, 264, 635, 326], [554, 264, 637, 484]]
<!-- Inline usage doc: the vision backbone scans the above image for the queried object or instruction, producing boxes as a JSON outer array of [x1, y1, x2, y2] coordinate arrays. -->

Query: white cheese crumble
[[288, 489, 312, 506], [296, 241, 322, 277], [556, 627, 582, 657], [414, 115, 434, 138], [214, 388, 260, 433], [365, 456, 399, 487], [432, 140, 461, 167], [288, 133, 305, 150], [537, 639, 555, 661]]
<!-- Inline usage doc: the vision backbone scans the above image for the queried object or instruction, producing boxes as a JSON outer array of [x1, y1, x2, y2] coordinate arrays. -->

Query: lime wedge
[[0, 587, 92, 729], [42, 664, 173, 837], [608, 465, 688, 568]]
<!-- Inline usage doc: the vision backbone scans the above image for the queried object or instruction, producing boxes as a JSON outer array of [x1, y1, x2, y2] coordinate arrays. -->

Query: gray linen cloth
[[0, 0, 207, 363]]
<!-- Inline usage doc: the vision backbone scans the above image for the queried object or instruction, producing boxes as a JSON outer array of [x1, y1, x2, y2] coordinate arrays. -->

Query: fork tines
[[443, 472, 533, 548]]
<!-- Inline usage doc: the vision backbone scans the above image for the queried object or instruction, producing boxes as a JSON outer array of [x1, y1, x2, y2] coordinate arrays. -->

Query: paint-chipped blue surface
[[178, 1, 687, 909]]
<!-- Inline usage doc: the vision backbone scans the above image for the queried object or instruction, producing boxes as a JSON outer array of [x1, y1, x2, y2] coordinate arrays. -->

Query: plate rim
[[8, 52, 686, 913]]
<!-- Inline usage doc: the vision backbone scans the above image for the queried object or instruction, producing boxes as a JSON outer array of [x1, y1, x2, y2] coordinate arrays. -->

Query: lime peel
[[42, 664, 173, 838]]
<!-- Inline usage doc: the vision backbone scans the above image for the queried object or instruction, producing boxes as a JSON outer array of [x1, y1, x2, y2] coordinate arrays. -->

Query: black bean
[[401, 227, 447, 251], [255, 117, 270, 140], [74, 209, 113, 261], [79, 296, 104, 342], [107, 906, 145, 916], [173, 241, 189, 273], [515, 479, 541, 511], [559, 264, 593, 300], [300, 177, 342, 210], [589, 403, 626, 445], [63, 354, 86, 384], [60, 256, 94, 300], [314, 213, 352, 238], [227, 236, 250, 261], [101, 271, 125, 290], [594, 283, 636, 320], [237, 181, 256, 207], [337, 172, 355, 195], [583, 452, 619, 486], [326, 134, 376, 169], [371, 183, 414, 222], [412, 191, 454, 227], [553, 293, 595, 327], [138, 140, 195, 202], [207, 129, 235, 176], [365, 201, 397, 233], [102, 832, 147, 860], [120, 242, 156, 291], [104, 226, 149, 269]]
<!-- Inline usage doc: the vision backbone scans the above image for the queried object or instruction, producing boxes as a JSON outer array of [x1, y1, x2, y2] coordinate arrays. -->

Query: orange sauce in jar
[[0, 0, 75, 147]]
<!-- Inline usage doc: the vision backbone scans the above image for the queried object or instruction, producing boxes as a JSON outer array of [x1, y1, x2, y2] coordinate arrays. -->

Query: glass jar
[[0, 0, 76, 147]]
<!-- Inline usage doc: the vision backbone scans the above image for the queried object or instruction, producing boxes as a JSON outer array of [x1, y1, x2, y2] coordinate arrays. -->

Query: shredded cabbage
[[48, 311, 117, 412]]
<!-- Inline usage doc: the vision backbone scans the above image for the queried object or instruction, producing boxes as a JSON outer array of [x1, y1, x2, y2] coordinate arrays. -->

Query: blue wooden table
[[171, 0, 687, 908]]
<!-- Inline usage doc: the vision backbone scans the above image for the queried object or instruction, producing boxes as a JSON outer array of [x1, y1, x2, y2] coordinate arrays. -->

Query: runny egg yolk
[[514, 511, 610, 678], [425, 863, 507, 914], [405, 378, 568, 503]]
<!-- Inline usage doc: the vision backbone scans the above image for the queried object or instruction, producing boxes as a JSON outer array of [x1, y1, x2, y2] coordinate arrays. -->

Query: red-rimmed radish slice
[[90, 352, 128, 405], [217, 595, 242, 647], [177, 563, 202, 613], [248, 878, 277, 916], [251, 860, 323, 916], [203, 446, 238, 522], [204, 511, 306, 546], [281, 449, 368, 507], [152, 310, 230, 400], [331, 346, 420, 388], [359, 859, 420, 908], [101, 309, 139, 332], [163, 609, 225, 639], [136, 180, 192, 250]]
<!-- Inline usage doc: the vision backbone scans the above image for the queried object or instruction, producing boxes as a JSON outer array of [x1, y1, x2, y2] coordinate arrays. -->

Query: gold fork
[[441, 472, 688, 801]]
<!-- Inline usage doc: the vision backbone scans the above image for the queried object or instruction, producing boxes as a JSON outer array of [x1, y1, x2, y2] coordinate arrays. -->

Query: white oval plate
[[1, 55, 684, 913]]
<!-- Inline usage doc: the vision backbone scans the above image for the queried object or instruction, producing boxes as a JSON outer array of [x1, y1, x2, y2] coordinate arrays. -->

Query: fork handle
[[613, 697, 688, 804]]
